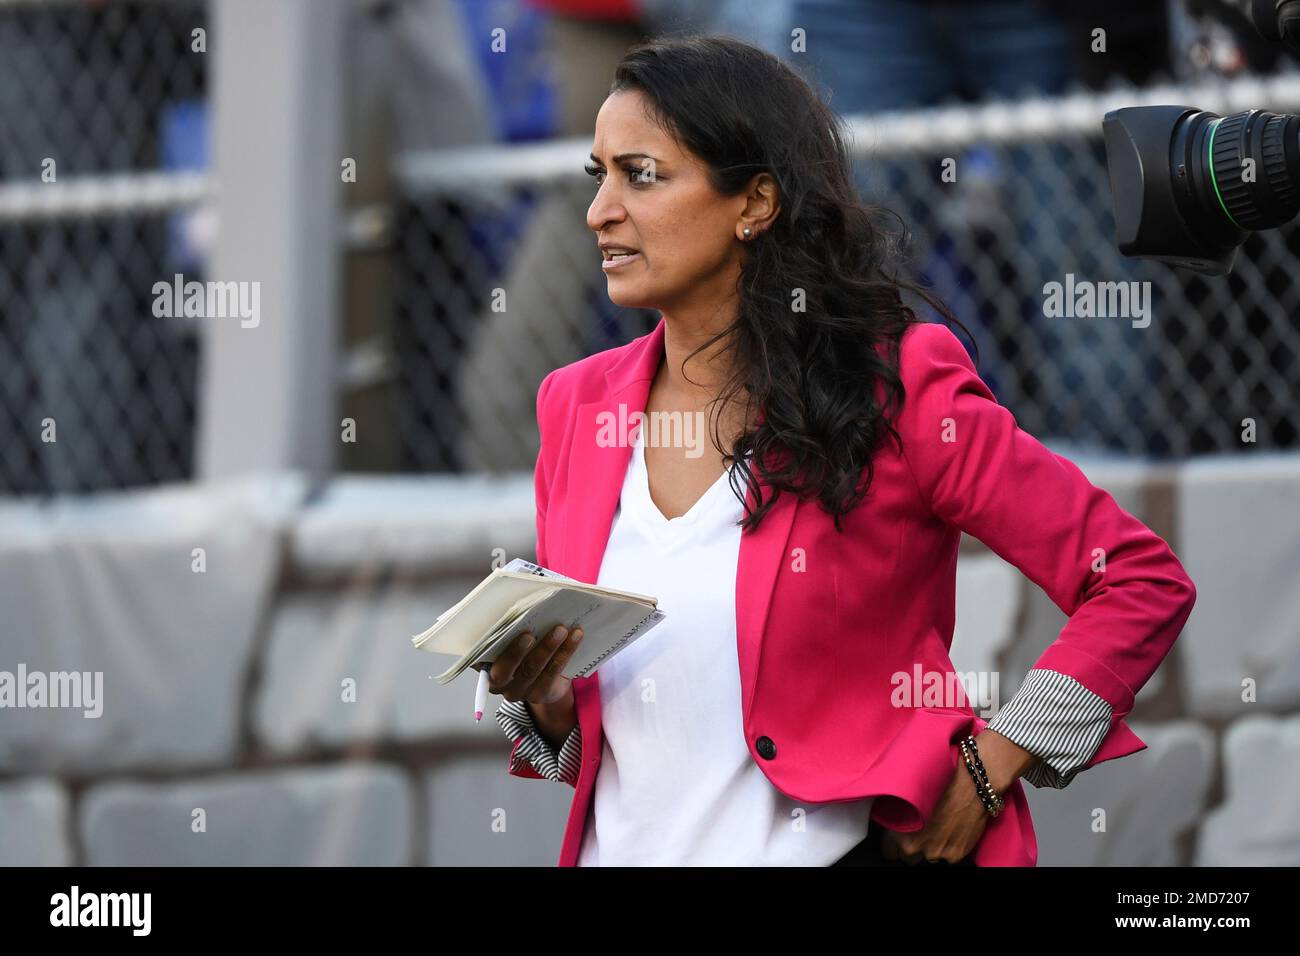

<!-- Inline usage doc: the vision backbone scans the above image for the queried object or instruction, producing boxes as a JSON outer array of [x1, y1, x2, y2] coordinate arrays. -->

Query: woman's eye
[[584, 163, 653, 188]]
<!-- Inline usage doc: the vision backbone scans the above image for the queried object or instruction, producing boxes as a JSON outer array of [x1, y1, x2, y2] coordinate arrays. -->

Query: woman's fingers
[[890, 829, 973, 864], [486, 629, 539, 693], [490, 625, 577, 699], [879, 828, 905, 862], [535, 628, 585, 686], [514, 625, 579, 696], [883, 829, 932, 864]]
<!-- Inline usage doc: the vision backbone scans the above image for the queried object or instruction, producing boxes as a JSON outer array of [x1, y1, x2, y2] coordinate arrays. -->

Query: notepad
[[411, 558, 666, 684]]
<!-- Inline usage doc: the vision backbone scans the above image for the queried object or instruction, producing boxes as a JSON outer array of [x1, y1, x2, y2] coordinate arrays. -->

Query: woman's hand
[[878, 729, 1030, 864], [486, 624, 585, 707], [879, 769, 989, 864]]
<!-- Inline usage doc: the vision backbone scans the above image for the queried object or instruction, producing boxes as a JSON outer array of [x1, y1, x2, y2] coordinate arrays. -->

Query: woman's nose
[[587, 184, 626, 234]]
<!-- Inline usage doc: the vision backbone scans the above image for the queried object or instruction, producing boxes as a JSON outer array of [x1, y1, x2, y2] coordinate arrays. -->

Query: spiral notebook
[[411, 558, 667, 684]]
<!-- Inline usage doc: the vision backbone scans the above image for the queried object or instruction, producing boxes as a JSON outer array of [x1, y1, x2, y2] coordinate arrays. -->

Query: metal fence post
[[197, 0, 347, 482]]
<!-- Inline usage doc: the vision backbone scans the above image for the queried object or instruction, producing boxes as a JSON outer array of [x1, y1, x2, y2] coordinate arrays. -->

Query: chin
[[605, 284, 656, 310]]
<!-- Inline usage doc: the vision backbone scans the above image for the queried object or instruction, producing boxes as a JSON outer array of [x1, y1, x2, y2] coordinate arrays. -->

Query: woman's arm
[[894, 322, 1196, 789]]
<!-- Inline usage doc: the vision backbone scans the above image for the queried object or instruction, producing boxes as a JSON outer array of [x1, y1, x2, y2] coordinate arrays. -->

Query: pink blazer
[[507, 316, 1197, 866]]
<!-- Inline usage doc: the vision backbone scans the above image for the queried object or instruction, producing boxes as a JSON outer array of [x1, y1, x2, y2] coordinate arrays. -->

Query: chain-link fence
[[392, 74, 1300, 474], [0, 0, 208, 495], [2, 2, 1298, 492]]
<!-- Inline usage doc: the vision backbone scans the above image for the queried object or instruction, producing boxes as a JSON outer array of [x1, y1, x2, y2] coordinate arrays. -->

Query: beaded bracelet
[[959, 737, 1002, 816], [959, 735, 1005, 817], [959, 736, 994, 795]]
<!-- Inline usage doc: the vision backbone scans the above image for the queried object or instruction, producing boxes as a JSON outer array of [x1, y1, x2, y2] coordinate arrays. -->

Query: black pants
[[830, 819, 977, 867]]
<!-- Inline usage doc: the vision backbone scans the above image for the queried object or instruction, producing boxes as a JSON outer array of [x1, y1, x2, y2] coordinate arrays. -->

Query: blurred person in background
[[346, 0, 497, 472], [452, 0, 643, 473]]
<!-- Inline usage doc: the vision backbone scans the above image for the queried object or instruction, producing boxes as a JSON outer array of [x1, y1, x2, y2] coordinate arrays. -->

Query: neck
[[657, 307, 739, 401]]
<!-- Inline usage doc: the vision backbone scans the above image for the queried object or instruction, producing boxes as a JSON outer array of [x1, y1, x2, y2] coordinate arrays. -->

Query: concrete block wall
[[1, 453, 1297, 866]]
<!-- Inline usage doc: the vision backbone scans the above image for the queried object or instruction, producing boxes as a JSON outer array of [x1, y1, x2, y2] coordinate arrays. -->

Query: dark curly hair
[[608, 33, 976, 533]]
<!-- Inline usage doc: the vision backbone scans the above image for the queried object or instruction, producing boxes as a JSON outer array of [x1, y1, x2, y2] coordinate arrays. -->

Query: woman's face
[[585, 90, 755, 314]]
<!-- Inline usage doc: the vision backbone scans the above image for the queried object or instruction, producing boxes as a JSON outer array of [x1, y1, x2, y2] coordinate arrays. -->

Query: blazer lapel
[[735, 470, 797, 720], [563, 318, 665, 586]]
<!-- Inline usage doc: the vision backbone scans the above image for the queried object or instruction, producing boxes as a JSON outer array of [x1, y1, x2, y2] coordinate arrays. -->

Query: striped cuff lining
[[496, 698, 582, 784], [985, 667, 1114, 789]]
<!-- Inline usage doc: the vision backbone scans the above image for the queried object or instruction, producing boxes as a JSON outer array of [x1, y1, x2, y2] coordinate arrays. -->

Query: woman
[[487, 35, 1196, 866]]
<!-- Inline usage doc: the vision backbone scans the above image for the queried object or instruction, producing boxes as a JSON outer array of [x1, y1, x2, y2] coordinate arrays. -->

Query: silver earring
[[742, 227, 752, 239]]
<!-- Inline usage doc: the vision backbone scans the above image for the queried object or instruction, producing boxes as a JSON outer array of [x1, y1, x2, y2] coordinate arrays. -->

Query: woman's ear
[[742, 172, 781, 234]]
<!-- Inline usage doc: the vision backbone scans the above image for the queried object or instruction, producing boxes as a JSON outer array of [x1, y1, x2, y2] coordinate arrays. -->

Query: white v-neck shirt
[[576, 427, 874, 866]]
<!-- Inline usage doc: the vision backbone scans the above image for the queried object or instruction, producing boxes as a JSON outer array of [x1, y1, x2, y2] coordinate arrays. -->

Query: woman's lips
[[602, 251, 642, 271]]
